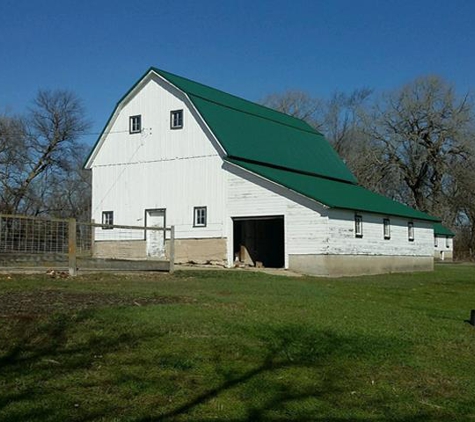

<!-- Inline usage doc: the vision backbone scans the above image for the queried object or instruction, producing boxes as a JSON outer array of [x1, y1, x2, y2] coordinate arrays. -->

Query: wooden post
[[68, 218, 77, 276], [90, 219, 95, 257], [470, 310, 475, 327], [169, 225, 175, 274]]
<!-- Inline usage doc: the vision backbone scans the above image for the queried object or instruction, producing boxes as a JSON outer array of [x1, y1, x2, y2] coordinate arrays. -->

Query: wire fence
[[0, 214, 175, 275], [0, 215, 69, 254]]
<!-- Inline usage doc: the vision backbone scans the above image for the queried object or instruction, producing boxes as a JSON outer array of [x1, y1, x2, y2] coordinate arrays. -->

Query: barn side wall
[[326, 209, 434, 257], [225, 164, 434, 276], [225, 163, 330, 269], [434, 235, 454, 261]]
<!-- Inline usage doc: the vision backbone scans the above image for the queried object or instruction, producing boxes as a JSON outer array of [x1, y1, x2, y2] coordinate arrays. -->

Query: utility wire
[[0, 128, 150, 137]]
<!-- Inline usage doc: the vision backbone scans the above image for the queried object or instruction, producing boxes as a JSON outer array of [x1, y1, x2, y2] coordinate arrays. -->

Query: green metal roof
[[433, 223, 455, 236], [87, 67, 440, 222], [152, 68, 357, 184], [225, 158, 439, 222], [153, 68, 312, 132]]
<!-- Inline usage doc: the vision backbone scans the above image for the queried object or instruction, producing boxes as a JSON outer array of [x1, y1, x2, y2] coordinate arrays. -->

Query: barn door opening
[[146, 209, 166, 259], [233, 216, 284, 268]]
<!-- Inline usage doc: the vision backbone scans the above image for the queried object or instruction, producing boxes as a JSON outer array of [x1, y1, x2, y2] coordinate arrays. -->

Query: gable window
[[171, 110, 183, 129], [354, 214, 363, 238], [408, 222, 414, 242], [102, 211, 114, 229], [193, 206, 207, 227], [383, 218, 391, 239], [129, 115, 142, 134]]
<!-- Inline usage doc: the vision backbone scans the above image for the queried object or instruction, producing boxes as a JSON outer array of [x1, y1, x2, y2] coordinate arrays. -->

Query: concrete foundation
[[433, 250, 453, 261], [94, 240, 146, 260], [93, 238, 227, 264], [289, 254, 434, 277], [171, 238, 227, 265]]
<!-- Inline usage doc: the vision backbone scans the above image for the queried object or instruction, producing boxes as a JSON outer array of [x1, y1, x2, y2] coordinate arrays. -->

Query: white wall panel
[[225, 164, 330, 267], [327, 209, 434, 256], [434, 235, 453, 253], [90, 76, 226, 240]]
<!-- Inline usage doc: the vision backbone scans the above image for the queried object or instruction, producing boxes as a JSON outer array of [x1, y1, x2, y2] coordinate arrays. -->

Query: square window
[[383, 218, 391, 239], [408, 222, 414, 241], [171, 110, 183, 129], [102, 211, 114, 229], [193, 206, 207, 227], [355, 215, 363, 238], [129, 115, 142, 134]]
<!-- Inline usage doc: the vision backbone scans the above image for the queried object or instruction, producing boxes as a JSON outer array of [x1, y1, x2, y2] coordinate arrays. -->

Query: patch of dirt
[[0, 290, 194, 318]]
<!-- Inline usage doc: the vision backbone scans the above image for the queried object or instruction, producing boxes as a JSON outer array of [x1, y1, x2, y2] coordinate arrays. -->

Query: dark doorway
[[233, 217, 284, 268]]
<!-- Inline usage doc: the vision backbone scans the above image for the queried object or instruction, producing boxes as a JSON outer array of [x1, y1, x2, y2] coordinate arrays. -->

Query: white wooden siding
[[225, 164, 330, 267], [434, 235, 453, 253], [90, 75, 226, 240], [327, 209, 434, 256]]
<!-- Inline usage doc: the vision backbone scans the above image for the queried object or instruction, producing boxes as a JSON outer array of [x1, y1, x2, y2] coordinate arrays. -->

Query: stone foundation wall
[[94, 240, 146, 260], [289, 254, 434, 277], [433, 250, 453, 261], [170, 238, 227, 265], [93, 238, 227, 264]]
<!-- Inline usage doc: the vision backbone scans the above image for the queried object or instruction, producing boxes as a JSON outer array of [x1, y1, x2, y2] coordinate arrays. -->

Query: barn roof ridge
[[152, 67, 357, 184], [151, 67, 319, 134]]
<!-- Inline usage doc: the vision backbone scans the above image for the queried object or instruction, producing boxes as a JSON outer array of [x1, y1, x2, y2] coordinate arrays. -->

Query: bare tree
[[0, 90, 90, 217], [322, 88, 372, 154], [260, 90, 325, 130], [0, 114, 29, 212], [363, 76, 474, 216], [450, 155, 475, 257]]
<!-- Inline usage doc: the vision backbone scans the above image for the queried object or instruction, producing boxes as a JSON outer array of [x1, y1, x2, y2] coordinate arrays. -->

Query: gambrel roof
[[152, 68, 356, 184], [87, 67, 439, 222]]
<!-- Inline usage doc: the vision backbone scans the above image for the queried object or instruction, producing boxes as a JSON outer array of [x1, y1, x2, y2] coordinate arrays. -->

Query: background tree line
[[261, 76, 475, 258], [1, 76, 474, 257], [0, 90, 91, 221]]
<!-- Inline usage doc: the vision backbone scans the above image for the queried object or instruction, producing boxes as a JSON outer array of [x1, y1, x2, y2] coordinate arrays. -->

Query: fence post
[[90, 219, 95, 257], [68, 218, 77, 276], [169, 225, 175, 274]]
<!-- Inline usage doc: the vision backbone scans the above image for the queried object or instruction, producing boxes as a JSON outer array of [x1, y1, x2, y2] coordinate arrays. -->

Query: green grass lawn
[[1, 265, 475, 421]]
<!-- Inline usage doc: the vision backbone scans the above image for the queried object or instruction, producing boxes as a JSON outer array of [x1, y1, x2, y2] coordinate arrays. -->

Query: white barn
[[85, 67, 439, 276], [433, 223, 455, 261]]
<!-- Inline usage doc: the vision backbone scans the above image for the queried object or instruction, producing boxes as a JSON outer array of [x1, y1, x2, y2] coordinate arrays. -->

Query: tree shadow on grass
[[0, 317, 462, 421], [0, 310, 165, 419], [136, 325, 449, 422], [0, 312, 135, 371]]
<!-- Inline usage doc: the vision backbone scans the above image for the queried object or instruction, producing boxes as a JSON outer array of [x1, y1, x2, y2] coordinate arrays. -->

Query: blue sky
[[1, 0, 474, 146]]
